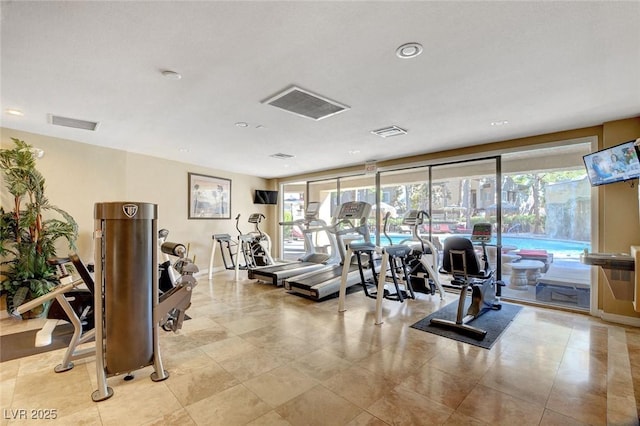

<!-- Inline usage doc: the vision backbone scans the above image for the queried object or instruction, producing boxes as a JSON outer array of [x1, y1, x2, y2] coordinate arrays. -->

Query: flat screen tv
[[254, 190, 278, 205], [583, 139, 640, 187]]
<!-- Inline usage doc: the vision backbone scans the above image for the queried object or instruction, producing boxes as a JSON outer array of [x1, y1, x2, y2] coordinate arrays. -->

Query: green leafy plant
[[0, 138, 78, 317]]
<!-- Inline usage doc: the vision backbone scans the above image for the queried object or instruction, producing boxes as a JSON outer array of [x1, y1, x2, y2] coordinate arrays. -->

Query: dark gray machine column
[[92, 202, 167, 402]]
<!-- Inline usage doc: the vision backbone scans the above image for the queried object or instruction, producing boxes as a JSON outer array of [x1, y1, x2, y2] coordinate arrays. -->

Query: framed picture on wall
[[188, 173, 231, 219]]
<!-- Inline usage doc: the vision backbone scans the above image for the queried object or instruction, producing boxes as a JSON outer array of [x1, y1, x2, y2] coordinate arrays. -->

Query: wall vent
[[371, 125, 407, 138], [49, 114, 99, 131], [270, 153, 295, 160], [263, 86, 349, 121]]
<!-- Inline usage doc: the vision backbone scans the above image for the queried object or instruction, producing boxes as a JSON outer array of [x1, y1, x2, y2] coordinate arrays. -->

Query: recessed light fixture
[[5, 108, 24, 116], [490, 120, 509, 126], [161, 70, 182, 80], [396, 42, 423, 59], [348, 150, 361, 155], [235, 122, 249, 128], [178, 148, 190, 153], [270, 153, 295, 160]]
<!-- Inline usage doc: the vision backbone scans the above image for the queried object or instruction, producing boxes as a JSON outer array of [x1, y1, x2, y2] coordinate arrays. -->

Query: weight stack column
[[92, 202, 168, 402]]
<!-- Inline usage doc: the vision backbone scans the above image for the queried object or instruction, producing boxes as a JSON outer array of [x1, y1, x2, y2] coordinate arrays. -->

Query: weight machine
[[15, 202, 198, 401]]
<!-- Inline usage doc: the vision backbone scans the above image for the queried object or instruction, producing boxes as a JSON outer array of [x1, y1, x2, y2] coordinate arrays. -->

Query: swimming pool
[[374, 233, 591, 259]]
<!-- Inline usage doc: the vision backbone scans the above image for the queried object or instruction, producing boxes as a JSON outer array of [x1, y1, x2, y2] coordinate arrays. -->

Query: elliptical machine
[[350, 209, 446, 303], [237, 213, 274, 269], [430, 223, 501, 339], [396, 210, 445, 300], [351, 212, 416, 303]]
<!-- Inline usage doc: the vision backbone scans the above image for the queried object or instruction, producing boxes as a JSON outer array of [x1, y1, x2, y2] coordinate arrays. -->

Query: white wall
[[1, 128, 269, 274]]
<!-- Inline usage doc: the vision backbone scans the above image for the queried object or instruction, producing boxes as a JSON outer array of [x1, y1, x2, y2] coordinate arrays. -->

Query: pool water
[[375, 233, 591, 259]]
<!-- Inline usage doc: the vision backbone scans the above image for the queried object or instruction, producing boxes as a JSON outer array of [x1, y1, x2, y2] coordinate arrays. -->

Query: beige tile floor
[[1, 269, 639, 425]]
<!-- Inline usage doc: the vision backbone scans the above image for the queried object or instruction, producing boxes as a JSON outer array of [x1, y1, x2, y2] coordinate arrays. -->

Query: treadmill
[[248, 202, 340, 286], [283, 201, 373, 300]]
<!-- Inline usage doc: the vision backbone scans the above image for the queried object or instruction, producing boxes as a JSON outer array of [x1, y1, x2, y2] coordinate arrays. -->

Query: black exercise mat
[[410, 300, 522, 349], [0, 323, 78, 363]]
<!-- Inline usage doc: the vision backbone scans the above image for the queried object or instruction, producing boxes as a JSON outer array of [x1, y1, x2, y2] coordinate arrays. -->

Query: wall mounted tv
[[583, 139, 640, 187], [254, 190, 279, 205]]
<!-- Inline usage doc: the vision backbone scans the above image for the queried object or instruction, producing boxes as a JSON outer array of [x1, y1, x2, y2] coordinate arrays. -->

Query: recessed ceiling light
[[270, 153, 295, 160], [490, 120, 509, 126], [161, 70, 182, 80], [235, 122, 249, 128], [178, 148, 190, 153], [396, 42, 423, 59], [348, 150, 361, 155], [5, 108, 24, 116]]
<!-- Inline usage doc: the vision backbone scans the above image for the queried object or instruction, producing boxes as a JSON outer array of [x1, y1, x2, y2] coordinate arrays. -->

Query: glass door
[[500, 142, 592, 310], [281, 182, 307, 261], [336, 174, 376, 241], [378, 166, 431, 242], [430, 158, 500, 286]]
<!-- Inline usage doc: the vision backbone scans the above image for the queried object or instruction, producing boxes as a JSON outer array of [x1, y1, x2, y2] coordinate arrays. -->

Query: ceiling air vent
[[49, 114, 99, 131], [263, 86, 349, 121], [270, 153, 295, 160], [371, 125, 407, 138]]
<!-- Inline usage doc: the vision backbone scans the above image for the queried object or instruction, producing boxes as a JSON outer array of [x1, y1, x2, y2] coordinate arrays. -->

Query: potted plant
[[0, 138, 78, 318]]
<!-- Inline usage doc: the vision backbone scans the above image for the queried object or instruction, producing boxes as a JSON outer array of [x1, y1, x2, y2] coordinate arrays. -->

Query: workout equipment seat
[[441, 236, 493, 282], [431, 224, 501, 338]]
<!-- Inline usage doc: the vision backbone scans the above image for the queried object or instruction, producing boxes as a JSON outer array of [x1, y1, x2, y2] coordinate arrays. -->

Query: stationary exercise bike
[[430, 223, 501, 339]]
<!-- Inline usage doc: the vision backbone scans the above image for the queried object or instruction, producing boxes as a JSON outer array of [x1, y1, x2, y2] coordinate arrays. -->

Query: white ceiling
[[1, 1, 639, 179]]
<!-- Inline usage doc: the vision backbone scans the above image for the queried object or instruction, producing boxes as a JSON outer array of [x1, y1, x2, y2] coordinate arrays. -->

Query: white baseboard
[[194, 269, 209, 279], [597, 309, 640, 327], [198, 266, 233, 279]]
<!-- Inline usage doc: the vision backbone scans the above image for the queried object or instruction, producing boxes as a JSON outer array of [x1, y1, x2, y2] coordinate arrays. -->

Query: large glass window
[[379, 166, 430, 229], [500, 143, 592, 309], [279, 138, 594, 311], [336, 174, 376, 240], [281, 182, 306, 261], [308, 178, 338, 225], [431, 159, 498, 240]]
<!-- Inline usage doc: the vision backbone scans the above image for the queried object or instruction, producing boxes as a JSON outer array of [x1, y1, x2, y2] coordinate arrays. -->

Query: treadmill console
[[471, 223, 492, 243], [304, 202, 321, 220], [402, 210, 427, 226], [248, 213, 265, 223], [338, 201, 371, 220]]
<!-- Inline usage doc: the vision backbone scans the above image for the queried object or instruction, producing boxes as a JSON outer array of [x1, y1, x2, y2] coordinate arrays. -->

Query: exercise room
[[1, 1, 639, 425]]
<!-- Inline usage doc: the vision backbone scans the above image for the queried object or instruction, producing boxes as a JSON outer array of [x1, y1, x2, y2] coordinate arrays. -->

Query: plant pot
[[0, 294, 8, 319], [19, 300, 50, 319], [6, 289, 51, 320]]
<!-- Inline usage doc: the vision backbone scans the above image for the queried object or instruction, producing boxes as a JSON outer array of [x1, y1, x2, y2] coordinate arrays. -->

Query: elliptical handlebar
[[235, 214, 242, 236], [382, 211, 393, 246]]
